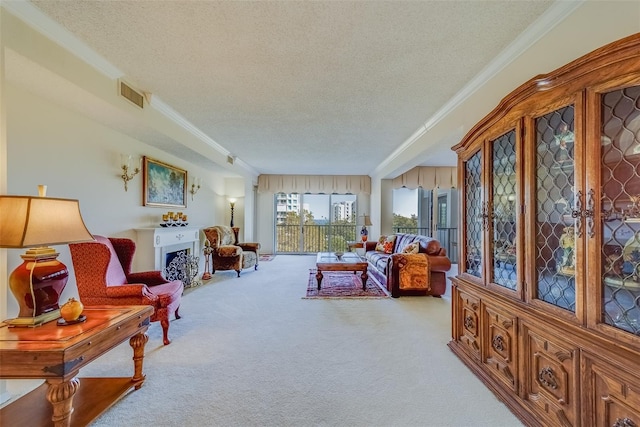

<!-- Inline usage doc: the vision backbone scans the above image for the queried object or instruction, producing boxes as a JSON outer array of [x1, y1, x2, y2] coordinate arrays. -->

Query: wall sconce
[[229, 198, 236, 227], [190, 177, 201, 201], [120, 154, 141, 191]]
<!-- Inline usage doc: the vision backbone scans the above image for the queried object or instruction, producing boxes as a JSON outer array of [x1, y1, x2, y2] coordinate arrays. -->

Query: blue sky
[[393, 188, 418, 217]]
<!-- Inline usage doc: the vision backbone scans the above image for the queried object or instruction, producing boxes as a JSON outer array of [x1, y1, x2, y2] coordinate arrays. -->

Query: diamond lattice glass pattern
[[465, 151, 483, 278], [535, 105, 576, 312], [601, 85, 640, 336], [492, 130, 517, 290]]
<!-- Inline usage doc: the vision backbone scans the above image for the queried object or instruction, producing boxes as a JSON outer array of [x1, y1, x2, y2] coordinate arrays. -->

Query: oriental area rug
[[303, 269, 389, 299]]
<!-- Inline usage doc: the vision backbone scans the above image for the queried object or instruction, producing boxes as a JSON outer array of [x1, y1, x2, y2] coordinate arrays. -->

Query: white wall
[[0, 10, 258, 325], [4, 81, 230, 317], [0, 7, 8, 404]]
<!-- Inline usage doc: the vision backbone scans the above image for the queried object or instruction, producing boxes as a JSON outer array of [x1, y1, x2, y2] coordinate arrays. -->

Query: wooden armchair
[[69, 235, 183, 345], [202, 226, 260, 277]]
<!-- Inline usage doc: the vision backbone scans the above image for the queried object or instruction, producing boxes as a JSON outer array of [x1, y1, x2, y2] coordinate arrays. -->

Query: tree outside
[[277, 210, 357, 253], [393, 213, 418, 229]]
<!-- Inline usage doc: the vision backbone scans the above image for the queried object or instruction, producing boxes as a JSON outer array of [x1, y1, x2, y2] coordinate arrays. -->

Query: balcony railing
[[276, 224, 357, 253], [275, 223, 458, 263]]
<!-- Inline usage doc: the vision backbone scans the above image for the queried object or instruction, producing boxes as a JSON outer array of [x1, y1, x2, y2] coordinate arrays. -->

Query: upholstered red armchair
[[69, 235, 183, 345], [202, 226, 260, 277]]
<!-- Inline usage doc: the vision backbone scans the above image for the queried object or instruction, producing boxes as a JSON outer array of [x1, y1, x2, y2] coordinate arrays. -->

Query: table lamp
[[0, 189, 94, 326]]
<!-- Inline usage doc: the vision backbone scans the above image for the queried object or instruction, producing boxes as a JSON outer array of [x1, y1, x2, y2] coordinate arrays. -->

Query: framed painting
[[143, 157, 187, 208]]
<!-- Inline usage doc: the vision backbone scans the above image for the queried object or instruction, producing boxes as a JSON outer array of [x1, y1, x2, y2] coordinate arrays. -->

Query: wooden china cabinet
[[449, 34, 640, 427]]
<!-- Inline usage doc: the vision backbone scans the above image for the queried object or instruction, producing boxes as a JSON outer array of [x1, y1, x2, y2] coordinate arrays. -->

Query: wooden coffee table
[[316, 252, 368, 290]]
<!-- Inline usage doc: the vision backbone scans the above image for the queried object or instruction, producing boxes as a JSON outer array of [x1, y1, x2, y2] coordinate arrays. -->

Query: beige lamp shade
[[360, 214, 373, 226], [0, 196, 94, 248]]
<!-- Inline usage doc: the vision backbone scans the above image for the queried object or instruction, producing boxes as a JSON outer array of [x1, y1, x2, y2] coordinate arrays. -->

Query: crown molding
[[150, 96, 259, 177], [372, 0, 584, 177], [2, 0, 258, 177]]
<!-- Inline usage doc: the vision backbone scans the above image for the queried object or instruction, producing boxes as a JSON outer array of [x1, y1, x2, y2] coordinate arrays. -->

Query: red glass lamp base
[[6, 248, 68, 326]]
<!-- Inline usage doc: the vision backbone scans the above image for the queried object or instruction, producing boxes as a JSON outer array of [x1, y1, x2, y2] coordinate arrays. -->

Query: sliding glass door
[[275, 193, 357, 253]]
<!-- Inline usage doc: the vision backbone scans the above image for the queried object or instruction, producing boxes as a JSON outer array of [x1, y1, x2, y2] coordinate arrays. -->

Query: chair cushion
[[218, 245, 242, 257], [366, 251, 390, 273], [94, 235, 128, 285], [149, 280, 183, 308]]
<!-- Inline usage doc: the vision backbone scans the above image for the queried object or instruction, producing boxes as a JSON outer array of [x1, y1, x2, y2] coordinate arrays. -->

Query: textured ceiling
[[27, 0, 555, 176]]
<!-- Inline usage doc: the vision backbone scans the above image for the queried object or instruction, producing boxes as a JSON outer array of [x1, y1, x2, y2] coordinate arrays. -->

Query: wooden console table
[[0, 305, 153, 427]]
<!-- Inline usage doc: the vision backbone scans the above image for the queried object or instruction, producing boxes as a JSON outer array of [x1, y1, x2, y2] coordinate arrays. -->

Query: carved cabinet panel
[[521, 322, 579, 426], [483, 304, 518, 391], [584, 355, 640, 427], [456, 289, 481, 360]]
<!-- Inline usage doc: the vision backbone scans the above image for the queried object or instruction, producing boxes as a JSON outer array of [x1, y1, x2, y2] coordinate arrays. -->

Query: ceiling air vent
[[227, 155, 235, 165], [119, 81, 144, 109]]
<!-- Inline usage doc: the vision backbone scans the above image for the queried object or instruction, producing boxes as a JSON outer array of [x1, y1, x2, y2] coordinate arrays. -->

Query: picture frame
[[143, 156, 187, 208]]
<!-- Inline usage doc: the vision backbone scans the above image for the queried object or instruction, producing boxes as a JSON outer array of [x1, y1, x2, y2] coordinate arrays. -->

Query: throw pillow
[[375, 235, 396, 254], [402, 242, 420, 254]]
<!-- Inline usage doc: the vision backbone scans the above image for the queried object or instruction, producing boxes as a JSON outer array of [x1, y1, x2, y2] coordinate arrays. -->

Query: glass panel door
[[275, 193, 303, 253], [464, 150, 483, 278], [491, 130, 517, 290], [600, 84, 640, 335], [534, 105, 576, 312]]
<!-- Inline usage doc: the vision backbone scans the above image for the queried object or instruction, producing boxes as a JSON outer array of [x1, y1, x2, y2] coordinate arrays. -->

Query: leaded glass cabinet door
[[532, 103, 582, 318], [599, 83, 640, 337], [490, 130, 518, 293], [463, 149, 483, 279]]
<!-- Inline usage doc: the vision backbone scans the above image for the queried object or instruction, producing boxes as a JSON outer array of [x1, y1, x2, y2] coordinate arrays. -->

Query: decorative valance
[[391, 166, 457, 190], [257, 175, 371, 195]]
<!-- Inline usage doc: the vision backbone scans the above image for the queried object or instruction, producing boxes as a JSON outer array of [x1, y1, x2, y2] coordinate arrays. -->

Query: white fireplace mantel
[[134, 227, 201, 272]]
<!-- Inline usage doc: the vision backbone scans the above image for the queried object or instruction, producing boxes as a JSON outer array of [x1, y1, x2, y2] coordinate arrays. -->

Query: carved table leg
[[360, 270, 368, 290], [130, 332, 149, 390], [316, 270, 323, 290], [45, 377, 80, 427]]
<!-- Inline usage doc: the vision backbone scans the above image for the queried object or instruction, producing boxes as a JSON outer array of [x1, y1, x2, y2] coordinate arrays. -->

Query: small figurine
[[558, 226, 576, 275], [554, 124, 574, 163]]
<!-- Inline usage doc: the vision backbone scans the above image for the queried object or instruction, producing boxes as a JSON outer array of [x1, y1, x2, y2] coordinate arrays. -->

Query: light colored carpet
[[74, 255, 521, 426]]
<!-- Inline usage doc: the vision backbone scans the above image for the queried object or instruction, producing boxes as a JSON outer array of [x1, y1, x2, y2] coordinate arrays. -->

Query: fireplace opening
[[164, 249, 189, 281], [164, 248, 201, 288], [166, 249, 189, 270]]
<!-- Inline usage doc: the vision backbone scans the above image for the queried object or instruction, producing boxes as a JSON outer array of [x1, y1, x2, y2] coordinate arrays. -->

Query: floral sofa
[[364, 233, 452, 298]]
